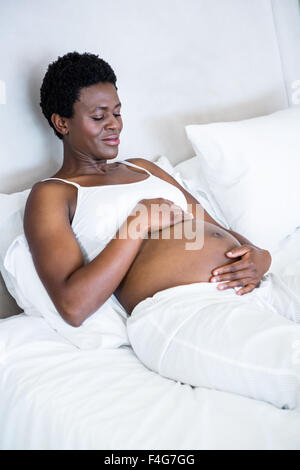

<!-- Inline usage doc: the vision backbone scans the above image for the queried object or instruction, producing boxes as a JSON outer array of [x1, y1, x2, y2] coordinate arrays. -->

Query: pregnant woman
[[24, 52, 300, 410]]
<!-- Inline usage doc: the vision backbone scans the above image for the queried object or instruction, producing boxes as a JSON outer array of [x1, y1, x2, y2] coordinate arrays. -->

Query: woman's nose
[[106, 114, 122, 130]]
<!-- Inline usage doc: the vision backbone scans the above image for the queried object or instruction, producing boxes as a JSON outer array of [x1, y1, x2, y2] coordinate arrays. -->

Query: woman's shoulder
[[31, 176, 76, 193], [125, 157, 149, 165], [125, 157, 156, 172], [25, 179, 72, 221]]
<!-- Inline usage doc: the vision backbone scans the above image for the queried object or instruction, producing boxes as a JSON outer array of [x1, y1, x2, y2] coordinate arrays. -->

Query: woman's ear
[[51, 113, 69, 137]]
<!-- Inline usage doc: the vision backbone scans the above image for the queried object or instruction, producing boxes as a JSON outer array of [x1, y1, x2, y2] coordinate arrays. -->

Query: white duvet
[[0, 313, 300, 450], [1, 220, 300, 451], [1, 181, 300, 450]]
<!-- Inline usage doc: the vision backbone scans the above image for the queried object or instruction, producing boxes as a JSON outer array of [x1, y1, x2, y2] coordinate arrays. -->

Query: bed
[[1, 0, 300, 450], [1, 312, 300, 450], [1, 140, 300, 450]]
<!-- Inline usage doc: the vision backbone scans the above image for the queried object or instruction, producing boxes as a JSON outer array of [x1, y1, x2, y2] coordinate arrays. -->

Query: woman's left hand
[[210, 245, 272, 295]]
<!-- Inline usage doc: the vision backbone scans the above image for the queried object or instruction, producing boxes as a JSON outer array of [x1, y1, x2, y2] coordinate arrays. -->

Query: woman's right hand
[[131, 198, 194, 234]]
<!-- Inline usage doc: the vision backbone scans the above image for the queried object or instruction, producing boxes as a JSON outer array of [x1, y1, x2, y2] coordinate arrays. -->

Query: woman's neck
[[58, 146, 112, 177]]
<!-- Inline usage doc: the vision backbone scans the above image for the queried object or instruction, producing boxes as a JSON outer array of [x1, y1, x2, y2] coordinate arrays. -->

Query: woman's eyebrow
[[91, 102, 122, 112]]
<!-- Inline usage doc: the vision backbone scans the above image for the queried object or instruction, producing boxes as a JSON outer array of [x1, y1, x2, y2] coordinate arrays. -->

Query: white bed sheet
[[1, 192, 300, 449], [0, 311, 299, 450]]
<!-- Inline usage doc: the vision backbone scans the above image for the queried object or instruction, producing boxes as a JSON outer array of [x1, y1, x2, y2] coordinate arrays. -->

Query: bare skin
[[24, 81, 271, 326], [114, 218, 242, 314]]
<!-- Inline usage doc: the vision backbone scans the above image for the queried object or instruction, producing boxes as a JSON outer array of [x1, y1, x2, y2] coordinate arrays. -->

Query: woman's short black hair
[[40, 51, 118, 140]]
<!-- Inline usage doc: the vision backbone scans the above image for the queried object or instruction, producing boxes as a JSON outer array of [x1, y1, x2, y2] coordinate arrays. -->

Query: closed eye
[[92, 114, 122, 121]]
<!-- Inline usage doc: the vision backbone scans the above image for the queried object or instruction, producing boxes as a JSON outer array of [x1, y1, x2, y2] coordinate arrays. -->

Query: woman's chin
[[96, 147, 119, 159]]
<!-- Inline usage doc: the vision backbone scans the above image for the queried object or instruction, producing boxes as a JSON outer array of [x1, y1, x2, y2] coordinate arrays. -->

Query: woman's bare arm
[[24, 182, 188, 326], [23, 182, 147, 327]]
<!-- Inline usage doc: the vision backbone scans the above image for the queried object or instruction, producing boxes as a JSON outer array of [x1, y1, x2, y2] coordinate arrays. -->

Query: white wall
[[0, 0, 299, 193]]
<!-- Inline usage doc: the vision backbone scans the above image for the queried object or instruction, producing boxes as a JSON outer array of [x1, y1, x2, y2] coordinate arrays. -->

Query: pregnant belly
[[114, 219, 242, 315]]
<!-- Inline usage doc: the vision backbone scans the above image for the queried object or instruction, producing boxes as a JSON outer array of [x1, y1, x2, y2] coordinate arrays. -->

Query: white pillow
[[174, 156, 229, 228], [4, 233, 129, 349], [0, 189, 30, 268], [0, 190, 30, 318], [185, 107, 300, 252]]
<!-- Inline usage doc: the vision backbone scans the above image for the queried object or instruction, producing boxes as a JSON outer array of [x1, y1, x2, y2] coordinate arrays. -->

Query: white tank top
[[41, 159, 188, 264], [41, 160, 188, 318]]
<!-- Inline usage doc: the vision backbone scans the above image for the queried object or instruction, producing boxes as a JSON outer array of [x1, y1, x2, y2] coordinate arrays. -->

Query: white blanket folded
[[127, 273, 300, 410]]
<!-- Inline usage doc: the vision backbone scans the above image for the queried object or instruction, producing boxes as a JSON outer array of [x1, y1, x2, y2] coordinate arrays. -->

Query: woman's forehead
[[76, 82, 119, 110]]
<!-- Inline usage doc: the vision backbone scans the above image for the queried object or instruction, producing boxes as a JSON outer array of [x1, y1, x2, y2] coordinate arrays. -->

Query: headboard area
[[1, 0, 300, 193], [0, 0, 299, 317]]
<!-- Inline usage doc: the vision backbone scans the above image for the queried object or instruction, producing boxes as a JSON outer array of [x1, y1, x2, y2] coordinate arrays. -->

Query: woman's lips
[[102, 138, 120, 145]]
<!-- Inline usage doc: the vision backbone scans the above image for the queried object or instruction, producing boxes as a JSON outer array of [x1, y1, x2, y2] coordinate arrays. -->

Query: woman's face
[[63, 81, 123, 160]]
